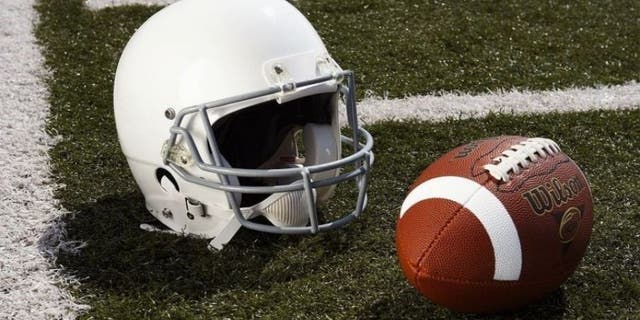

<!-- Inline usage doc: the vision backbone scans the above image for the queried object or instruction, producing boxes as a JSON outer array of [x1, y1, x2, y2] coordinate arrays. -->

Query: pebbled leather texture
[[396, 136, 593, 313]]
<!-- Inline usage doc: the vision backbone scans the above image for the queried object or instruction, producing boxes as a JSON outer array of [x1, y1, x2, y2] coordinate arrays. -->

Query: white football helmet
[[113, 0, 374, 250]]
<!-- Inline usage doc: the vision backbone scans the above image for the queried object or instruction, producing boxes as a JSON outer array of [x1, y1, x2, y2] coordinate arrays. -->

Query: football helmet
[[113, 0, 374, 250]]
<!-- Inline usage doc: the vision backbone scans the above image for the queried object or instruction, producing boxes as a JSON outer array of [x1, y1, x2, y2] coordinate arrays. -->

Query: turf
[[298, 0, 640, 97], [34, 0, 640, 319]]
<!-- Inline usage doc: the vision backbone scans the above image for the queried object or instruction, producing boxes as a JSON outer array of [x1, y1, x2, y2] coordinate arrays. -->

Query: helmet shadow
[[42, 191, 360, 300]]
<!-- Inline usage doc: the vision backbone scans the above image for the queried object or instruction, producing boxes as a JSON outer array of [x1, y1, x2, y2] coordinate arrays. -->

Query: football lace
[[483, 138, 561, 182]]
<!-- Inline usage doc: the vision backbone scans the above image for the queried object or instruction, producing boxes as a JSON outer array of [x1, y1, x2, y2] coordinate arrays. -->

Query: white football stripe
[[400, 176, 522, 281]]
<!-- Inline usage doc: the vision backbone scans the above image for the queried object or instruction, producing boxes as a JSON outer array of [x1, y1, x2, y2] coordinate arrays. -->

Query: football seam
[[470, 137, 514, 178], [411, 181, 489, 292]]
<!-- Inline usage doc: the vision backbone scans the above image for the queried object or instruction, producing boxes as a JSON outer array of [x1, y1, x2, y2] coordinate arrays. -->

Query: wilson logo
[[559, 207, 582, 243], [522, 176, 586, 215]]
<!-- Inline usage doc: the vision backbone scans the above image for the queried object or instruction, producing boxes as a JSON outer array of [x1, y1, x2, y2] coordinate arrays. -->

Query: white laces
[[483, 138, 560, 182]]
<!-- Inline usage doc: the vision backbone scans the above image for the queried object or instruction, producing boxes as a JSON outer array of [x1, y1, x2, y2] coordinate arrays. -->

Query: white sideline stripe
[[85, 0, 176, 9], [352, 82, 640, 125], [400, 176, 522, 281], [0, 0, 88, 319]]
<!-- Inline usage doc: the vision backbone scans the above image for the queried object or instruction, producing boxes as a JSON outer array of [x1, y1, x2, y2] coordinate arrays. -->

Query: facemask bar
[[162, 70, 373, 234]]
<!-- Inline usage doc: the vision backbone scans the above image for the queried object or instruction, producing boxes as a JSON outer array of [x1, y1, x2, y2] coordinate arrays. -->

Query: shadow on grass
[[362, 287, 568, 320], [47, 192, 321, 299]]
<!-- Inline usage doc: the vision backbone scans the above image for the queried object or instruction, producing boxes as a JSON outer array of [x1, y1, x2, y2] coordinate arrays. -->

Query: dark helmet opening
[[212, 92, 334, 170]]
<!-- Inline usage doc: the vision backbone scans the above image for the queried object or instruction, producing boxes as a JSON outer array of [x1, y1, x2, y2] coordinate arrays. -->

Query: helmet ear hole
[[155, 168, 179, 193]]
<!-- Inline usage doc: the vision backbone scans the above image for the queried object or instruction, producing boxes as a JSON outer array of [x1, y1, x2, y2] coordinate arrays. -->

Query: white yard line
[[353, 82, 640, 125], [0, 1, 88, 319], [85, 0, 175, 9]]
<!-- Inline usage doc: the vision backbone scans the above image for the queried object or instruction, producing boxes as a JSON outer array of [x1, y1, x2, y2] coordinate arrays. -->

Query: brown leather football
[[395, 136, 593, 313]]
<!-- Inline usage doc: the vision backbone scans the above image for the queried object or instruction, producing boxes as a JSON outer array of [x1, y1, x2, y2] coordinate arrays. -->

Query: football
[[395, 136, 593, 313]]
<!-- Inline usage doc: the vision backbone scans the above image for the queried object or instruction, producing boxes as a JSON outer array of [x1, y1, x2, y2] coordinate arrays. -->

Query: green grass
[[299, 0, 640, 96], [34, 0, 640, 319]]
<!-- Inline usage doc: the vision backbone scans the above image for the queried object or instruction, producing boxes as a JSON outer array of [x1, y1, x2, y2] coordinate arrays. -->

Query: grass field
[[34, 0, 640, 318]]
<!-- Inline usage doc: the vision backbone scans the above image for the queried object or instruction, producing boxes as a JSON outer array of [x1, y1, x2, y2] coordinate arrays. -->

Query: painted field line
[[0, 1, 88, 319], [85, 0, 176, 9], [353, 82, 640, 125]]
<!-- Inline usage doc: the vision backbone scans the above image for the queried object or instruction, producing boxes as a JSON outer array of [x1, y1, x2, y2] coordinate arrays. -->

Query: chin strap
[[302, 123, 339, 202], [252, 185, 316, 227], [207, 181, 316, 251], [207, 217, 242, 251]]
